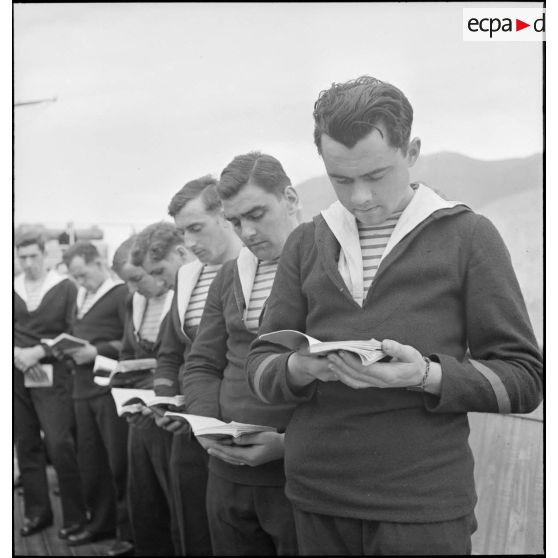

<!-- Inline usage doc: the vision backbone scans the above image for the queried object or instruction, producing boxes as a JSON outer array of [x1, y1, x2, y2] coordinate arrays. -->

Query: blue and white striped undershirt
[[138, 293, 169, 342], [245, 260, 279, 334], [24, 279, 44, 312], [184, 264, 222, 328], [358, 210, 402, 298]]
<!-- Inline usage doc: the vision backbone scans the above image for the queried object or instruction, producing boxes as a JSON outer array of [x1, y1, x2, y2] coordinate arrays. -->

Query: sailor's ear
[[406, 137, 421, 167]]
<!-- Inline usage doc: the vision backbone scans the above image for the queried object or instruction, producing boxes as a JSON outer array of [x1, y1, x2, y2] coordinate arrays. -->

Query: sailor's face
[[119, 260, 167, 298], [320, 126, 419, 226], [17, 244, 45, 281], [67, 256, 105, 292], [222, 182, 298, 262]]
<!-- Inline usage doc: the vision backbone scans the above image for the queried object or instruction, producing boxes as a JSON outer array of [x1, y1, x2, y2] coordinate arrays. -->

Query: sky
[[13, 2, 543, 229]]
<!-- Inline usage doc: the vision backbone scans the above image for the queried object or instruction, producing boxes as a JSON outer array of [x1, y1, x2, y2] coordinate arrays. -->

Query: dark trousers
[[14, 365, 86, 526], [292, 507, 477, 555], [127, 423, 177, 556], [169, 432, 212, 556], [74, 394, 131, 540], [206, 471, 298, 556]]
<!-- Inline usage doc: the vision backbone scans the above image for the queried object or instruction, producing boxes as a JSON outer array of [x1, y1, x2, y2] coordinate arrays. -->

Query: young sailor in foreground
[[246, 76, 543, 556]]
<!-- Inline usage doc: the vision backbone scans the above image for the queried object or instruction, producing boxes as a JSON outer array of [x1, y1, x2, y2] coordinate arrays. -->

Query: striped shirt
[[24, 278, 44, 312], [358, 210, 402, 298], [184, 264, 221, 329], [138, 293, 168, 342], [245, 260, 278, 334]]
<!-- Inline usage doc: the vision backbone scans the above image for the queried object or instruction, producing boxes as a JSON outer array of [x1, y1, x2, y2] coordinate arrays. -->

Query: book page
[[111, 388, 156, 416], [23, 364, 53, 388], [258, 329, 321, 351]]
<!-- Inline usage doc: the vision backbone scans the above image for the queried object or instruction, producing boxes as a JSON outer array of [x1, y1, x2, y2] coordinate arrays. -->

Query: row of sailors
[[14, 75, 542, 557]]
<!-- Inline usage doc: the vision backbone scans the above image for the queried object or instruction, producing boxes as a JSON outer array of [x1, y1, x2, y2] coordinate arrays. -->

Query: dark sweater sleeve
[[119, 297, 136, 361], [181, 266, 228, 419], [95, 286, 127, 359], [246, 224, 318, 405], [64, 280, 78, 333], [426, 215, 543, 414], [154, 291, 187, 397]]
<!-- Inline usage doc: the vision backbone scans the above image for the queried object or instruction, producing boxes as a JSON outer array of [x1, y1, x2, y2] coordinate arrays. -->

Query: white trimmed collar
[[176, 260, 204, 332], [321, 184, 466, 305], [236, 247, 259, 321], [132, 289, 174, 334], [76, 276, 124, 317], [14, 269, 67, 310]]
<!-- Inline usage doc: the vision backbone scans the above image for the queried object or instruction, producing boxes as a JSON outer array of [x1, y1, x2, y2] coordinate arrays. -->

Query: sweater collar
[[234, 247, 260, 322], [76, 276, 124, 317], [131, 289, 174, 334], [320, 184, 466, 305], [14, 269, 67, 310], [176, 259, 204, 332]]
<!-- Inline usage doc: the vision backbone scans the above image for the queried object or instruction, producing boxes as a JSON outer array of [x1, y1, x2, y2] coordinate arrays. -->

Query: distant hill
[[295, 152, 542, 219]]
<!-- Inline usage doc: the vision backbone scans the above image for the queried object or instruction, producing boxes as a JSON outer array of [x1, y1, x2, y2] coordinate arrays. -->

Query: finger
[[231, 433, 261, 445], [327, 354, 361, 377], [207, 447, 246, 466], [381, 339, 418, 363], [166, 421, 183, 432]]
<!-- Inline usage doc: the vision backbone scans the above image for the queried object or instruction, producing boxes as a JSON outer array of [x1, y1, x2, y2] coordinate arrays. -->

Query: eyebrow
[[329, 165, 392, 180]]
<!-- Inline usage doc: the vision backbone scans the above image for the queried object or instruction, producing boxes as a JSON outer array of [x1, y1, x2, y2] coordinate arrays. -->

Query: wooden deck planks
[[469, 405, 544, 555], [13, 467, 116, 556]]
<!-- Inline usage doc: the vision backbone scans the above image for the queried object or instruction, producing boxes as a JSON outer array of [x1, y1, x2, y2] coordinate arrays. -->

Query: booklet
[[257, 329, 386, 365], [41, 333, 88, 352], [111, 388, 185, 417], [163, 412, 276, 441], [93, 356, 157, 387], [24, 364, 54, 388]]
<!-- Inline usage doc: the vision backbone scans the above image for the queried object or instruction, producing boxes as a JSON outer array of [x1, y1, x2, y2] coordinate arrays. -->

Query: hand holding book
[[258, 329, 386, 365]]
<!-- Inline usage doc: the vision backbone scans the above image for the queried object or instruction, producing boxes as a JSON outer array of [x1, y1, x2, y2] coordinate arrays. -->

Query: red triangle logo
[[516, 19, 530, 31]]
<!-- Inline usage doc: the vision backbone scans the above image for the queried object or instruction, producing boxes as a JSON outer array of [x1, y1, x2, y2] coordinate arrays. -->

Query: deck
[[13, 405, 544, 555], [13, 466, 117, 556]]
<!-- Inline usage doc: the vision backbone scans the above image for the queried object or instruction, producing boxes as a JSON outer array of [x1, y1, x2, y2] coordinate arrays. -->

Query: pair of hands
[[14, 346, 49, 382], [53, 343, 98, 365], [288, 339, 440, 394], [197, 431, 285, 468], [145, 410, 285, 468]]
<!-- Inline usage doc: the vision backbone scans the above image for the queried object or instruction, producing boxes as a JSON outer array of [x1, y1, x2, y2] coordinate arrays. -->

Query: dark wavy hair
[[112, 234, 137, 275], [217, 152, 291, 200], [313, 76, 413, 155], [168, 175, 221, 217], [15, 229, 46, 252], [62, 241, 100, 265], [131, 222, 184, 266]]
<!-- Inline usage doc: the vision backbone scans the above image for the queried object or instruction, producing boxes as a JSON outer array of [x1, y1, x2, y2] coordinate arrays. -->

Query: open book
[[93, 356, 157, 387], [257, 329, 386, 365], [164, 412, 276, 441], [41, 333, 88, 352], [24, 364, 54, 388], [111, 388, 185, 417]]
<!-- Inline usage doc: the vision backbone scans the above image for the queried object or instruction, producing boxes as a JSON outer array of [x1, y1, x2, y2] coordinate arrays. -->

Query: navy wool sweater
[[182, 259, 297, 486], [15, 277, 76, 351], [247, 206, 543, 523], [71, 283, 128, 399], [153, 290, 191, 397], [14, 276, 77, 380]]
